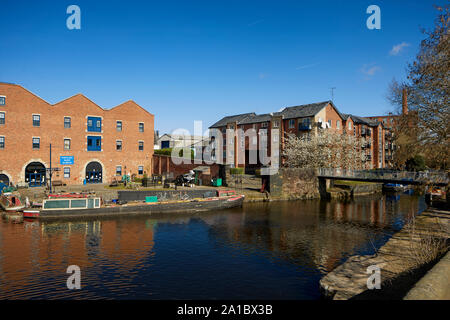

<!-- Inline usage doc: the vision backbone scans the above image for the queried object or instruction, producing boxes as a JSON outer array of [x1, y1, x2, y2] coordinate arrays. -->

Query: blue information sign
[[60, 156, 74, 165]]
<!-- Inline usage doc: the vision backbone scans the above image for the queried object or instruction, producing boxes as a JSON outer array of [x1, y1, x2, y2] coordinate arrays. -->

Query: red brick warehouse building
[[0, 82, 155, 186]]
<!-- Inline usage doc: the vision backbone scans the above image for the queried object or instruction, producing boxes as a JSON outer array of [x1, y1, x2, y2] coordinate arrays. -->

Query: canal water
[[0, 194, 425, 299]]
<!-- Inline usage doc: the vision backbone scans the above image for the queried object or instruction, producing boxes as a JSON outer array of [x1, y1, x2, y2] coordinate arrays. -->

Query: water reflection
[[0, 194, 425, 299]]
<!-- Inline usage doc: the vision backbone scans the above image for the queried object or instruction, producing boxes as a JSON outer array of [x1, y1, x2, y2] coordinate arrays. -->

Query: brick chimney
[[402, 88, 408, 115]]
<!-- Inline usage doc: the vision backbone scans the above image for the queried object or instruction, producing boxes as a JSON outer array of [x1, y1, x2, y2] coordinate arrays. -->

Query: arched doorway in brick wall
[[25, 162, 46, 187], [85, 161, 103, 184], [0, 173, 10, 185]]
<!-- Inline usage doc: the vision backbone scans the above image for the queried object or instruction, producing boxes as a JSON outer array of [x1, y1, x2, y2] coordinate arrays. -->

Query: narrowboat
[[29, 190, 245, 219], [382, 183, 405, 193], [425, 187, 446, 205], [0, 192, 25, 212]]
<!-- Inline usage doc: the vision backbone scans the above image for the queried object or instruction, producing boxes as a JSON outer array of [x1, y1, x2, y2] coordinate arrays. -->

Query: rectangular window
[[261, 122, 268, 128], [32, 137, 40, 149], [64, 117, 71, 128], [64, 139, 71, 150], [138, 141, 144, 151], [348, 122, 352, 130], [0, 96, 5, 105], [33, 115, 40, 127], [116, 166, 122, 176], [87, 117, 101, 132], [299, 118, 311, 130], [336, 120, 340, 129], [138, 166, 144, 175], [87, 136, 101, 151], [0, 136, 4, 149], [328, 120, 332, 128], [64, 167, 70, 179], [139, 123, 144, 132], [116, 140, 122, 151], [288, 119, 295, 129], [0, 112, 4, 125], [272, 120, 279, 128], [117, 121, 122, 131]]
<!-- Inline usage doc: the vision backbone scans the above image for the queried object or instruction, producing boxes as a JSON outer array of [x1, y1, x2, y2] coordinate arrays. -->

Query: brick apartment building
[[209, 101, 391, 171], [0, 82, 154, 186]]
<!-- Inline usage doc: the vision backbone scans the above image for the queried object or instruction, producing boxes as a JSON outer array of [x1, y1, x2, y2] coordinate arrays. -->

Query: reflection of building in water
[[0, 218, 155, 297], [203, 196, 421, 275]]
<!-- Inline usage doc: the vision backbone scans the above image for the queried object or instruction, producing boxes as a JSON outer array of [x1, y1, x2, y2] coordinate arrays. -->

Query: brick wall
[[0, 83, 154, 185], [152, 154, 220, 185]]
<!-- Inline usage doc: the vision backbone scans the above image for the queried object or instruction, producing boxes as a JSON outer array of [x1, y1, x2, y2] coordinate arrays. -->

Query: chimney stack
[[402, 88, 408, 115]]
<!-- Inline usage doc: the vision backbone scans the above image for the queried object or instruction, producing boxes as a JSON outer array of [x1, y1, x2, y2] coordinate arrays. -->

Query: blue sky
[[0, 0, 445, 134]]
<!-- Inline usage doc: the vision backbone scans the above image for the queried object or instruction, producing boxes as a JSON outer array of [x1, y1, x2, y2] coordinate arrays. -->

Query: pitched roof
[[209, 112, 256, 128], [239, 113, 272, 124], [346, 114, 380, 126], [209, 101, 339, 128], [278, 101, 332, 119]]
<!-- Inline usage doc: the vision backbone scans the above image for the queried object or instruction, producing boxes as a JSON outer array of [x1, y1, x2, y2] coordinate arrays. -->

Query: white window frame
[[64, 116, 71, 128], [33, 114, 41, 127], [116, 140, 123, 151], [64, 138, 71, 150], [32, 137, 40, 149], [288, 119, 295, 129], [64, 167, 70, 179]]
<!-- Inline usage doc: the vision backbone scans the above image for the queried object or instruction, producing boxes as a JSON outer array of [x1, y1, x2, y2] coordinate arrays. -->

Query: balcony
[[298, 124, 312, 131]]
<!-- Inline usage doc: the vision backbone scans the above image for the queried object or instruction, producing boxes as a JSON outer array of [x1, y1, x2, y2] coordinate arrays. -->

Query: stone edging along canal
[[320, 207, 449, 300]]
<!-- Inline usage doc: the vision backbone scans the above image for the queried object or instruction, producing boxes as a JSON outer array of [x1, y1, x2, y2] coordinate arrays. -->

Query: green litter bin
[[212, 178, 222, 187]]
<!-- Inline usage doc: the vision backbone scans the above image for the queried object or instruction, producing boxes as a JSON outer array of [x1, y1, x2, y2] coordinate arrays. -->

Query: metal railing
[[317, 168, 449, 185]]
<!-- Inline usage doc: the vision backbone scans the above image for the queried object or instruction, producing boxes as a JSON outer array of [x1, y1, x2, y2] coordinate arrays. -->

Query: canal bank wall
[[320, 207, 449, 300], [269, 168, 320, 200], [326, 182, 383, 200], [403, 250, 450, 300]]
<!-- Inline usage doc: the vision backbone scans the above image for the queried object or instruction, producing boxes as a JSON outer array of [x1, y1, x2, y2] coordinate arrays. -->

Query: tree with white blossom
[[282, 131, 365, 170]]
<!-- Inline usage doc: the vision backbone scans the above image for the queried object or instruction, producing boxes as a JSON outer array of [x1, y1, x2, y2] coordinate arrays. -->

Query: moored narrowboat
[[0, 192, 25, 212], [27, 190, 245, 219]]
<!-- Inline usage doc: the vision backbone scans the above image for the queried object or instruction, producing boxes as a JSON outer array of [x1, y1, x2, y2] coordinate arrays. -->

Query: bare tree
[[387, 5, 449, 169]]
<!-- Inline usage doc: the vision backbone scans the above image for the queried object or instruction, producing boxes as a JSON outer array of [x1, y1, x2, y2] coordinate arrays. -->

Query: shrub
[[154, 148, 194, 159], [230, 167, 244, 175], [405, 155, 426, 172]]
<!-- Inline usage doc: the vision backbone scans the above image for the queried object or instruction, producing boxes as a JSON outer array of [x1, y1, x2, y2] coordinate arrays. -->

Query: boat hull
[[39, 196, 245, 219], [23, 210, 40, 219]]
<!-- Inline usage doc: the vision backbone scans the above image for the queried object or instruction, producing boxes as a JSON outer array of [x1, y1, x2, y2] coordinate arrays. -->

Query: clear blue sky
[[0, 0, 445, 134]]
